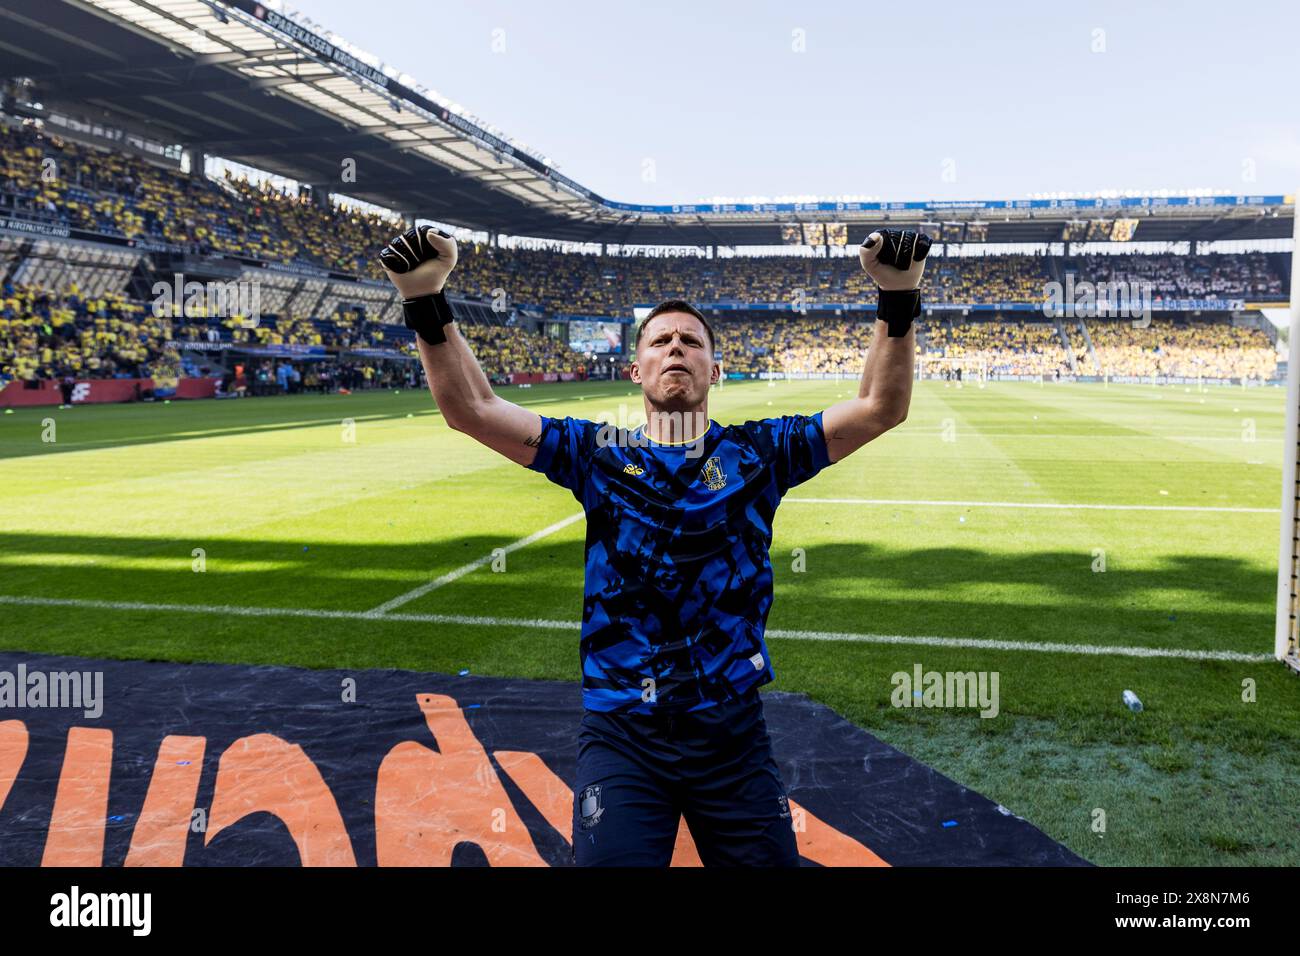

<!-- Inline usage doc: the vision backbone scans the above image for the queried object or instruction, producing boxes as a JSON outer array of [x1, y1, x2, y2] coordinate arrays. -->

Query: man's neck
[[642, 406, 711, 444]]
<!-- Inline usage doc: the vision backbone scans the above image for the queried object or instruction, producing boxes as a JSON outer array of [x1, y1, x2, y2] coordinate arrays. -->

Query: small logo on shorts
[[777, 794, 791, 819], [749, 652, 765, 671], [579, 785, 605, 830]]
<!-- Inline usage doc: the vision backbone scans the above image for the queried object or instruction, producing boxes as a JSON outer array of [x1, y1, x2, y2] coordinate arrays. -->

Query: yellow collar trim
[[637, 421, 714, 445]]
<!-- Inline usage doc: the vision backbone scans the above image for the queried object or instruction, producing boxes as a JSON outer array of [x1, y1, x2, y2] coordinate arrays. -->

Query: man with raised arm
[[379, 225, 929, 866]]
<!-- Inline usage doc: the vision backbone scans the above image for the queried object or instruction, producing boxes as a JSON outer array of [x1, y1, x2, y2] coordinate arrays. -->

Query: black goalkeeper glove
[[378, 224, 460, 346], [860, 229, 932, 337]]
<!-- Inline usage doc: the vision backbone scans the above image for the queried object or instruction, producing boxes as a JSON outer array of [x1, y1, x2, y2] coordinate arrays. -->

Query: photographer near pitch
[[380, 224, 929, 865]]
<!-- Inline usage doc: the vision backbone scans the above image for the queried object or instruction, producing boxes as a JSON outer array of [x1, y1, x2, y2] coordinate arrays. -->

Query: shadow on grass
[[0, 382, 638, 460], [0, 532, 1273, 650]]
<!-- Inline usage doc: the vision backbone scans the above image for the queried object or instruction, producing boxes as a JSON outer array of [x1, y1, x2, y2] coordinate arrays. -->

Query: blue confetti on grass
[[942, 820, 958, 828]]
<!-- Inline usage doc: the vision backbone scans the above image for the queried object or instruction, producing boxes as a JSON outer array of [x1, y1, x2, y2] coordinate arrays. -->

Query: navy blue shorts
[[570, 687, 799, 867]]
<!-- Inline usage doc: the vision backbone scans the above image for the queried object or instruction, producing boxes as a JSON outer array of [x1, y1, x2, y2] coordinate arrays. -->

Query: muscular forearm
[[821, 228, 927, 463], [859, 319, 914, 421], [381, 225, 541, 463], [415, 322, 496, 429]]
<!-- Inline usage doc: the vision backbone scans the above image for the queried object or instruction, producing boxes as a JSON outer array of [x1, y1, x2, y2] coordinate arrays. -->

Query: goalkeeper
[[380, 225, 928, 866]]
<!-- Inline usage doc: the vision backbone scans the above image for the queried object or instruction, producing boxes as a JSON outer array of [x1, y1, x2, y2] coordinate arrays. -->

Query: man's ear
[[710, 362, 720, 384], [629, 360, 642, 383]]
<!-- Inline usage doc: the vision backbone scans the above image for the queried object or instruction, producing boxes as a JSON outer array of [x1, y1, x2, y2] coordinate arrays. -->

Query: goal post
[[917, 354, 987, 387], [1274, 195, 1300, 672]]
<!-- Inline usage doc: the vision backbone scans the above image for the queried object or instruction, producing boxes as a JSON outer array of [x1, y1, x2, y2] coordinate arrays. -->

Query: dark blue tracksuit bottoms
[[571, 686, 799, 867]]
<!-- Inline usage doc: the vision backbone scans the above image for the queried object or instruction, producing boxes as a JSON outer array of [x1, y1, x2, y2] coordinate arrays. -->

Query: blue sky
[[295, 0, 1299, 203]]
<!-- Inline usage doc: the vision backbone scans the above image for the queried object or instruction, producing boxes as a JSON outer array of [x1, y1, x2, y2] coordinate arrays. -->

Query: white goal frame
[[1274, 197, 1300, 672], [917, 354, 988, 386]]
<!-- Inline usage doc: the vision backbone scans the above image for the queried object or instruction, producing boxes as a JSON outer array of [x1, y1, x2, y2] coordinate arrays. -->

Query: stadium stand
[[0, 114, 1291, 393], [1086, 318, 1277, 381]]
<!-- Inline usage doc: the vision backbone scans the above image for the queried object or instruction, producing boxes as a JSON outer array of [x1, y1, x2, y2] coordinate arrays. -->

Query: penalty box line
[[0, 595, 1273, 663], [364, 511, 586, 616]]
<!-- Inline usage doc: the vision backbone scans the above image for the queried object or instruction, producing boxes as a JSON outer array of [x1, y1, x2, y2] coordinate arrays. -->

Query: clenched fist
[[378, 224, 460, 345], [859, 229, 931, 291], [859, 229, 932, 337], [378, 224, 458, 299]]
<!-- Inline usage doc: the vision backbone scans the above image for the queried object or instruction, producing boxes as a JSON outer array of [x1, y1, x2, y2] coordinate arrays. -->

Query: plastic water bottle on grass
[[1122, 689, 1143, 713]]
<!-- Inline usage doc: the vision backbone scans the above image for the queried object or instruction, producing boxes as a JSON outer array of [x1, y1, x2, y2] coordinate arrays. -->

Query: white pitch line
[[364, 511, 586, 615], [763, 627, 1272, 662], [0, 595, 1273, 663], [784, 497, 1277, 514], [0, 594, 575, 630], [902, 433, 1282, 442]]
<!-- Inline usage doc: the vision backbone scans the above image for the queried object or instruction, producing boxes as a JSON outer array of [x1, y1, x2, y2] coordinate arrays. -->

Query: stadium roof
[[2, 0, 1295, 247]]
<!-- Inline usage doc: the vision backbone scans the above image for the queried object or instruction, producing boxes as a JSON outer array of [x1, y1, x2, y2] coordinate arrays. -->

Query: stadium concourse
[[0, 0, 1295, 870]]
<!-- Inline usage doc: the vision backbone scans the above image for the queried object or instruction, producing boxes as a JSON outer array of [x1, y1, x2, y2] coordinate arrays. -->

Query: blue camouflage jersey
[[526, 412, 834, 714]]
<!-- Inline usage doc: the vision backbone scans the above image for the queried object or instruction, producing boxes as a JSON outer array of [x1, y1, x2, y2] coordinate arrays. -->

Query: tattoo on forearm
[[524, 434, 541, 448]]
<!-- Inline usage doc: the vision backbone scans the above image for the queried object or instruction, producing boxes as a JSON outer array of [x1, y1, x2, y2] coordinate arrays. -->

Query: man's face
[[630, 312, 718, 408]]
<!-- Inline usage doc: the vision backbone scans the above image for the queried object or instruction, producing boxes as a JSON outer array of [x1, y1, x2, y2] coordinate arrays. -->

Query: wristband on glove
[[864, 228, 930, 336], [877, 288, 921, 337], [403, 290, 457, 346]]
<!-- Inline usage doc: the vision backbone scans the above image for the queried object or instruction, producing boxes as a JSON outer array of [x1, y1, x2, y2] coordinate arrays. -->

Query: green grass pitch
[[1, 377, 1296, 866]]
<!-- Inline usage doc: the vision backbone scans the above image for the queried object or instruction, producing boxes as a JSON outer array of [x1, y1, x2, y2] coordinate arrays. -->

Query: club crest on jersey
[[700, 456, 727, 491], [579, 785, 604, 829], [622, 462, 645, 476]]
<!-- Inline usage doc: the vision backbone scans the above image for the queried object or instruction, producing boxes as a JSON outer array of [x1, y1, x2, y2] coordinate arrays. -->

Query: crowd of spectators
[[712, 315, 1278, 381], [1086, 319, 1277, 380], [3, 118, 1290, 314], [451, 247, 1288, 315], [1, 277, 1280, 389], [0, 284, 165, 382], [458, 324, 585, 377], [715, 317, 880, 375], [919, 318, 1277, 381], [922, 320, 1072, 377], [0, 117, 1290, 391], [0, 121, 399, 274], [1062, 253, 1286, 300], [0, 279, 589, 389]]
